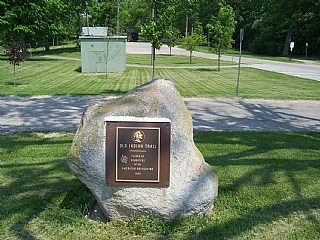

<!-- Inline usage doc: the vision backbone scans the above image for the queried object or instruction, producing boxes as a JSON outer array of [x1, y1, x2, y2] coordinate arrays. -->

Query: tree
[[7, 37, 27, 85], [165, 26, 180, 55], [0, 0, 73, 54], [141, 0, 176, 79], [175, 0, 199, 36], [70, 0, 88, 47], [86, 0, 118, 34], [207, 5, 235, 70], [120, 0, 150, 33], [227, 0, 320, 56], [181, 31, 206, 64]]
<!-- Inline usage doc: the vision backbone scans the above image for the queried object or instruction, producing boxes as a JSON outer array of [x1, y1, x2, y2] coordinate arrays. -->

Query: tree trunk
[[189, 50, 192, 64], [44, 38, 50, 51], [13, 64, 16, 86], [282, 31, 292, 57], [170, 46, 172, 55], [218, 47, 221, 71], [152, 46, 156, 79], [76, 11, 82, 48], [19, 31, 27, 59], [185, 14, 189, 36]]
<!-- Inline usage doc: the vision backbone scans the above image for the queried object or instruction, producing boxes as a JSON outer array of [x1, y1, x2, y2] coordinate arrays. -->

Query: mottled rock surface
[[67, 79, 218, 221]]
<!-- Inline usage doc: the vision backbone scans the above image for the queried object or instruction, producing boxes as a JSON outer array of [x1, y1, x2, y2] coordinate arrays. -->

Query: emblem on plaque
[[120, 154, 128, 164], [105, 118, 171, 187], [131, 130, 145, 143]]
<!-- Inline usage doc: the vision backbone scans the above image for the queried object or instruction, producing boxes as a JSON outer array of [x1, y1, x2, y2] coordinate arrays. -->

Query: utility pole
[[116, 0, 120, 35], [151, 1, 156, 79], [85, 1, 89, 35]]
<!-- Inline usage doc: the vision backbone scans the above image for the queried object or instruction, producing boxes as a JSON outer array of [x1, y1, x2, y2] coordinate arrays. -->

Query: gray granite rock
[[67, 79, 218, 221]]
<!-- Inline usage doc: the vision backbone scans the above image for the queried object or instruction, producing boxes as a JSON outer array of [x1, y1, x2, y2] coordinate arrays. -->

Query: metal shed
[[80, 34, 126, 73]]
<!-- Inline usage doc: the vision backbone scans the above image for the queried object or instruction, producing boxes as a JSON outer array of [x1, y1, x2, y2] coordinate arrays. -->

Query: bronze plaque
[[105, 117, 170, 187]]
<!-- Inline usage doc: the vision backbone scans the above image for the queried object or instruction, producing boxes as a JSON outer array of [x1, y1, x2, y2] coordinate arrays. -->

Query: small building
[[80, 27, 126, 73]]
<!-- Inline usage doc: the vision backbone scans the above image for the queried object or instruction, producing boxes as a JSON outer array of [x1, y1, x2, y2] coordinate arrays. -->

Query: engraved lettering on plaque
[[105, 118, 171, 187], [116, 127, 160, 182]]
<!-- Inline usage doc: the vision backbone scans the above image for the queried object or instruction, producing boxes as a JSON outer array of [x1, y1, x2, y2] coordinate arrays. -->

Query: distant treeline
[[0, 0, 319, 56]]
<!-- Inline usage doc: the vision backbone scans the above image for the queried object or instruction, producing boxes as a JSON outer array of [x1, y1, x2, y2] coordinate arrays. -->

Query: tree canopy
[[0, 0, 319, 56]]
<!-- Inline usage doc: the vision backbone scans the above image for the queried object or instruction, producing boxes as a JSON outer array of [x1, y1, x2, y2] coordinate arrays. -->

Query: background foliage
[[0, 0, 319, 56]]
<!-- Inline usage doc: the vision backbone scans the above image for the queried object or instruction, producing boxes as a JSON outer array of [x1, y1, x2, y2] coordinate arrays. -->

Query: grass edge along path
[[0, 131, 319, 239], [1, 56, 320, 99]]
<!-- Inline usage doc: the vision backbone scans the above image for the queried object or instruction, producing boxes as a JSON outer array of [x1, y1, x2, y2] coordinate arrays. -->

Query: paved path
[[5, 43, 317, 133], [43, 42, 320, 81], [126, 42, 320, 81], [1, 96, 319, 133]]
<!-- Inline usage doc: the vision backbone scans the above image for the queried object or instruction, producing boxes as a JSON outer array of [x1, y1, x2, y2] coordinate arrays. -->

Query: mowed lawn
[[0, 132, 319, 239], [0, 56, 320, 99], [0, 51, 319, 239]]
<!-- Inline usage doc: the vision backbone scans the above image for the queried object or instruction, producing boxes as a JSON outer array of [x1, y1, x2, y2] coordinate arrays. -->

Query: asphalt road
[[1, 96, 319, 133], [1, 43, 319, 133], [126, 42, 320, 81]]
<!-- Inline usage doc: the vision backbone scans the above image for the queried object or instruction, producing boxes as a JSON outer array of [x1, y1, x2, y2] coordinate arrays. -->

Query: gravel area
[[0, 96, 319, 133]]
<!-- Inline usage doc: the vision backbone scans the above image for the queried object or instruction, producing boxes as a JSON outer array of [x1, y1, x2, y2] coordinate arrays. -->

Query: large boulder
[[67, 79, 218, 221]]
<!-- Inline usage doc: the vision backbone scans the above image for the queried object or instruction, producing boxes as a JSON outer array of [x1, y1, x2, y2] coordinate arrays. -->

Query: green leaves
[[181, 32, 206, 63], [141, 0, 177, 49], [207, 5, 236, 70], [207, 5, 236, 51]]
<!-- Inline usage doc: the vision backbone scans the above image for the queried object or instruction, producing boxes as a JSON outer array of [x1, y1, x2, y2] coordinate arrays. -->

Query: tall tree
[[207, 5, 236, 70], [87, 0, 118, 34], [70, 0, 88, 46], [0, 0, 73, 54], [224, 0, 320, 56], [120, 0, 150, 33], [175, 0, 199, 36], [141, 0, 176, 79]]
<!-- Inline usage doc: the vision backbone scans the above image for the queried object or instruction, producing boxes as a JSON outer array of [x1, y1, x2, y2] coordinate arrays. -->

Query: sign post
[[290, 41, 295, 60], [236, 28, 244, 97], [305, 42, 308, 59]]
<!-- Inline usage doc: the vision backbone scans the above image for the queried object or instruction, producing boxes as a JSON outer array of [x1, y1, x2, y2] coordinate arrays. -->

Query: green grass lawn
[[32, 46, 231, 67], [186, 45, 304, 63], [126, 54, 232, 66], [1, 132, 319, 239], [1, 56, 320, 99]]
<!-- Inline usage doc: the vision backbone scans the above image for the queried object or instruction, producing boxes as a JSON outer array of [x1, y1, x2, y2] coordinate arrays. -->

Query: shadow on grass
[[102, 89, 128, 95], [187, 132, 320, 239], [0, 136, 93, 239], [186, 99, 320, 131], [1, 132, 319, 239], [193, 68, 220, 72], [75, 67, 81, 73], [5, 82, 23, 86], [27, 57, 62, 62], [194, 197, 320, 240], [34, 47, 80, 56]]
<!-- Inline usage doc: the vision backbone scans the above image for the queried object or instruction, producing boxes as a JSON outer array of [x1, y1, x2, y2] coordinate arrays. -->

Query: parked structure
[[80, 27, 126, 73]]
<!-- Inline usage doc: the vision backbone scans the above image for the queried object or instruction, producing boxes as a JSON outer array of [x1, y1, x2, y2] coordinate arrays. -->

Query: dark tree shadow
[[5, 82, 22, 86], [0, 136, 93, 239], [34, 47, 80, 57], [185, 99, 320, 131], [26, 57, 62, 62], [75, 67, 82, 73], [184, 131, 320, 239], [102, 89, 128, 95]]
